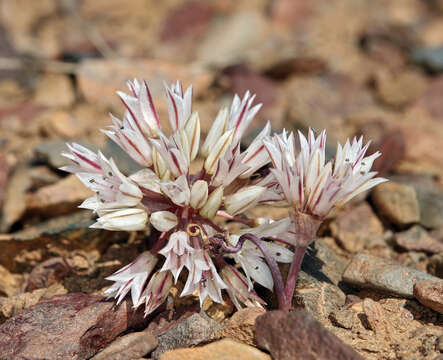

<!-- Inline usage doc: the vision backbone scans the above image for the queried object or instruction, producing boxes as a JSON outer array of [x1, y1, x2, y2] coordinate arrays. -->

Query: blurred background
[[0, 0, 443, 231]]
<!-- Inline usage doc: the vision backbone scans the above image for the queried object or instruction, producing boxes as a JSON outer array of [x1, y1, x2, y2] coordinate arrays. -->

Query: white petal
[[150, 211, 178, 232]]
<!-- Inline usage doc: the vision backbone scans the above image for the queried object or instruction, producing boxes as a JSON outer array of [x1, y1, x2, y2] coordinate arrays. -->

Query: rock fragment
[[343, 253, 438, 297], [254, 309, 364, 360], [91, 330, 158, 360], [0, 293, 148, 359], [414, 280, 443, 314], [372, 181, 420, 227], [160, 338, 270, 360]]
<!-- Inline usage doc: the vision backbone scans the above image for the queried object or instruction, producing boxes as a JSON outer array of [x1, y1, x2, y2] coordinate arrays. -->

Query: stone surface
[[415, 184, 443, 229], [286, 73, 377, 142], [362, 298, 390, 337], [414, 280, 443, 314], [25, 174, 92, 217], [160, 339, 270, 360], [343, 253, 438, 298], [395, 225, 443, 254], [331, 203, 384, 253], [0, 293, 148, 359], [217, 307, 265, 346], [33, 73, 75, 108], [428, 253, 443, 278], [91, 330, 158, 360], [0, 264, 22, 297], [374, 69, 427, 107], [151, 313, 222, 360], [196, 12, 269, 67], [0, 283, 67, 323], [26, 257, 71, 291], [294, 269, 346, 321], [254, 309, 364, 360], [372, 181, 420, 227], [0, 165, 31, 231]]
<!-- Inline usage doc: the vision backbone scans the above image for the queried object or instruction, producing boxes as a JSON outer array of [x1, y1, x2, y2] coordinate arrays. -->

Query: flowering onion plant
[[62, 79, 386, 314]]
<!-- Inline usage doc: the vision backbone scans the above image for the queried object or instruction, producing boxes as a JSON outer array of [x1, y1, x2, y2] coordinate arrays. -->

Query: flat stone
[[0, 165, 32, 231], [414, 280, 443, 314], [26, 257, 71, 291], [26, 174, 92, 217], [160, 338, 270, 360], [254, 309, 364, 360], [217, 307, 265, 346], [0, 293, 148, 359], [91, 330, 158, 360], [33, 73, 75, 108], [374, 69, 427, 107], [0, 283, 67, 323], [415, 184, 443, 229], [372, 181, 420, 227], [331, 203, 384, 253], [395, 225, 443, 254], [151, 313, 222, 360], [343, 253, 438, 298]]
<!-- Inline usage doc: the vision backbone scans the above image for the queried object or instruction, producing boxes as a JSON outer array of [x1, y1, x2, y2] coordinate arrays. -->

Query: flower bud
[[152, 147, 169, 180], [150, 211, 178, 232], [199, 186, 224, 219], [201, 107, 228, 157], [224, 186, 266, 216], [129, 168, 161, 193], [190, 180, 209, 209], [139, 270, 173, 315], [204, 129, 234, 174], [91, 208, 147, 231], [185, 112, 200, 161]]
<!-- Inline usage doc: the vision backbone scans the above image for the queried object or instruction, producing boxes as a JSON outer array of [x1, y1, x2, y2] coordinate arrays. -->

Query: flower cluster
[[62, 79, 386, 314]]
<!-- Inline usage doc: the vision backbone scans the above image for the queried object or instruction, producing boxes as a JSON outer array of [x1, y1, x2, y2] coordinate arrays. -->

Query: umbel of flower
[[62, 79, 292, 315], [260, 128, 387, 310]]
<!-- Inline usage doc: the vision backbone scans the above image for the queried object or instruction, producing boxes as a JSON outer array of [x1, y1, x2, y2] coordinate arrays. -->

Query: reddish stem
[[283, 245, 307, 311]]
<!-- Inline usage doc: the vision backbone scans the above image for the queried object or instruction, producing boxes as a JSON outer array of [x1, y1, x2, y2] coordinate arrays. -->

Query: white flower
[[224, 186, 266, 216], [181, 250, 227, 306], [221, 265, 265, 310], [199, 186, 224, 219], [62, 79, 279, 314], [264, 128, 388, 218], [158, 231, 194, 281], [105, 251, 157, 306], [138, 270, 173, 316]]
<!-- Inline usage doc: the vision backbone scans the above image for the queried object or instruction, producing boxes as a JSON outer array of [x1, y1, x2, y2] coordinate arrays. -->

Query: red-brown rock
[[0, 293, 148, 360], [413, 280, 443, 314], [254, 309, 364, 360]]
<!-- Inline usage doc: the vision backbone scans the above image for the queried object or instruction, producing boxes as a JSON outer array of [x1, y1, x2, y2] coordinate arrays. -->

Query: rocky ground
[[0, 0, 443, 359]]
